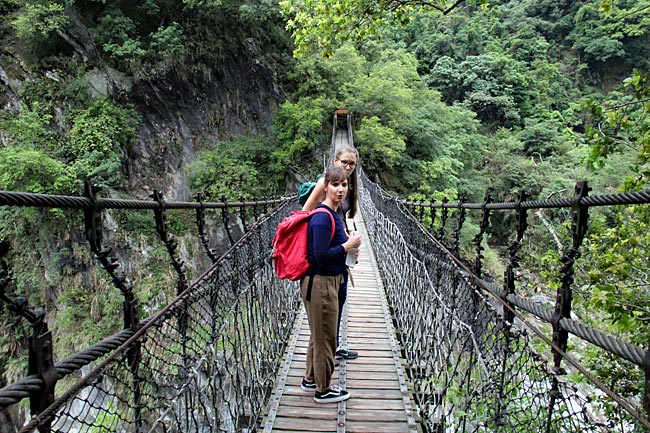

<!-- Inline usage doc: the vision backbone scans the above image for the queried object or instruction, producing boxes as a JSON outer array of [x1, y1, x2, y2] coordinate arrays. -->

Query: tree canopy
[[279, 0, 489, 57]]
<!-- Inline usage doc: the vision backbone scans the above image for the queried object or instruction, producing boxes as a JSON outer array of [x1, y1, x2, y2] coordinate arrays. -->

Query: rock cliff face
[[0, 12, 286, 428], [122, 50, 282, 199], [2, 51, 281, 201]]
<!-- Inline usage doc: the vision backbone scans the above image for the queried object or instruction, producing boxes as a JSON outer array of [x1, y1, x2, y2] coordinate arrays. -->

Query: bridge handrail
[[0, 189, 289, 210], [1, 184, 298, 431], [401, 188, 648, 367], [400, 190, 650, 209]]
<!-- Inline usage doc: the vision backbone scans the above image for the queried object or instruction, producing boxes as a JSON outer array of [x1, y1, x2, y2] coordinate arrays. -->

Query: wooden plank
[[271, 418, 337, 432], [345, 409, 408, 422], [345, 421, 413, 433], [276, 406, 338, 419], [345, 399, 406, 410], [340, 387, 403, 399]]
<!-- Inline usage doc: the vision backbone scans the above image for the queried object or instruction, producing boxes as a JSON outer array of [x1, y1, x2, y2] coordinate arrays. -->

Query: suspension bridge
[[0, 111, 649, 433]]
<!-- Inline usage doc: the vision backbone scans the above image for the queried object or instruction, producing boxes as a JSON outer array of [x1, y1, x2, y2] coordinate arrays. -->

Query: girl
[[301, 146, 359, 222], [300, 166, 362, 403], [302, 146, 360, 361]]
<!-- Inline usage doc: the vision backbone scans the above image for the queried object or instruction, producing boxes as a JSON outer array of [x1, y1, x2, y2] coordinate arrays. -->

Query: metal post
[[429, 199, 436, 233], [495, 190, 527, 428], [84, 181, 142, 430], [551, 181, 589, 369], [252, 196, 259, 222], [438, 198, 448, 241], [473, 192, 492, 278], [503, 190, 528, 325], [221, 195, 235, 246], [453, 195, 467, 257], [1, 242, 58, 432], [195, 193, 218, 263], [240, 195, 248, 233], [546, 181, 590, 433], [643, 344, 650, 415], [151, 189, 190, 378]]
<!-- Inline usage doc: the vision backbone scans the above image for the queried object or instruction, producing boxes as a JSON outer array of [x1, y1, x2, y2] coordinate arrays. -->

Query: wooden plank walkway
[[262, 215, 418, 433]]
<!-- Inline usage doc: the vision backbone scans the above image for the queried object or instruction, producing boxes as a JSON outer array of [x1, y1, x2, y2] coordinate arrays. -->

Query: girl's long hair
[[335, 146, 359, 218]]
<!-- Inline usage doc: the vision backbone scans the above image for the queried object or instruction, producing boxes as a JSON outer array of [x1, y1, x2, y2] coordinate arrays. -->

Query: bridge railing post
[[84, 180, 143, 430], [546, 181, 590, 429], [550, 181, 590, 369], [502, 190, 528, 326], [239, 195, 248, 233], [0, 242, 57, 433], [152, 189, 189, 298], [438, 197, 448, 242], [152, 189, 192, 378], [643, 344, 650, 416], [428, 199, 436, 233], [473, 192, 492, 278], [453, 195, 467, 257], [195, 192, 219, 263], [221, 195, 235, 246]]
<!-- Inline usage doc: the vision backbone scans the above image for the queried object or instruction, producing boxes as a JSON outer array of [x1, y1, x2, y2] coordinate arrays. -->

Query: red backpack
[[272, 208, 335, 281]]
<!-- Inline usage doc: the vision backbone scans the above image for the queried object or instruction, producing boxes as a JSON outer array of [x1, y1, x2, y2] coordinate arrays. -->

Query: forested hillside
[[1, 0, 649, 428], [0, 2, 295, 426]]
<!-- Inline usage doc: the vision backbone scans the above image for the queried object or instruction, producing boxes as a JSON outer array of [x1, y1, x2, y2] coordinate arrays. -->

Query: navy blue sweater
[[307, 204, 348, 276]]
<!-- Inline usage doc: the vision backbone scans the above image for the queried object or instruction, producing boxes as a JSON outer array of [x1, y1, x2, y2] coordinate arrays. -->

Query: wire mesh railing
[[0, 183, 297, 432], [359, 171, 650, 432]]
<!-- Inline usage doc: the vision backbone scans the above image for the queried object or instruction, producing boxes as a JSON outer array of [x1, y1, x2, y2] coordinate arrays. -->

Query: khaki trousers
[[300, 274, 343, 393]]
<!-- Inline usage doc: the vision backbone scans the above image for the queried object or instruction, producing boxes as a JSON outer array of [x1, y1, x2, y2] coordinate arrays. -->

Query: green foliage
[[187, 135, 278, 200], [584, 349, 644, 428], [272, 96, 330, 174], [183, 0, 222, 7], [279, 0, 489, 58], [149, 22, 185, 61], [66, 98, 140, 187], [68, 98, 139, 155], [0, 98, 139, 191], [18, 70, 90, 114], [0, 147, 75, 194], [11, 1, 68, 40], [355, 115, 406, 173], [0, 102, 57, 150], [584, 69, 650, 187], [568, 1, 650, 73], [576, 206, 650, 345], [278, 43, 484, 196], [55, 277, 124, 353], [91, 8, 189, 71], [0, 317, 29, 385], [93, 11, 147, 67]]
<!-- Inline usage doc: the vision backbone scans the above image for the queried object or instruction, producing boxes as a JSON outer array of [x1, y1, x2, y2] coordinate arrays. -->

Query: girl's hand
[[345, 232, 361, 250]]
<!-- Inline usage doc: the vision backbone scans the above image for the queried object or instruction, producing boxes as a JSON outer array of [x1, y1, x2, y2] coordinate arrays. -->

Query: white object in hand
[[345, 231, 359, 267]]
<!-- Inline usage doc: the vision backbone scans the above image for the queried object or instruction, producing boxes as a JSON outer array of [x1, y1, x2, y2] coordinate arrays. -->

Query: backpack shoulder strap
[[310, 207, 336, 241]]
